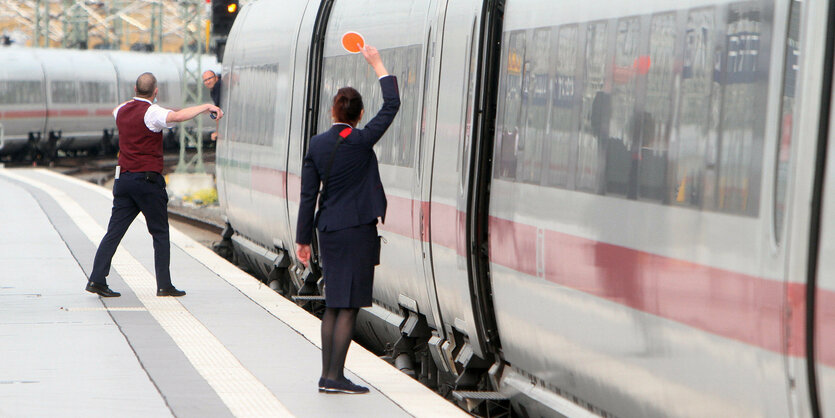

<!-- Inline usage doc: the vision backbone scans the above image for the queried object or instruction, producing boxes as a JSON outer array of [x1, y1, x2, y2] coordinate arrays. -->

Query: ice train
[[217, 0, 835, 416]]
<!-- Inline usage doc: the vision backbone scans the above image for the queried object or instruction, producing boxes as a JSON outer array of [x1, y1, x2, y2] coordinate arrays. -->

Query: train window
[[516, 28, 550, 185], [51, 81, 78, 104], [157, 82, 169, 102], [0, 81, 43, 104], [605, 17, 641, 198], [576, 21, 609, 193], [716, 2, 769, 216], [227, 63, 278, 146], [639, 13, 677, 202], [544, 25, 579, 189], [460, 21, 479, 191], [495, 30, 526, 181], [673, 8, 717, 209], [120, 82, 133, 101], [79, 82, 114, 104], [318, 45, 420, 168], [400, 45, 421, 167], [774, 0, 802, 243]]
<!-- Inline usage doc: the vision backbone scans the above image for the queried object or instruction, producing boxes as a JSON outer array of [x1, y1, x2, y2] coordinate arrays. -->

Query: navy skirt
[[318, 223, 379, 308]]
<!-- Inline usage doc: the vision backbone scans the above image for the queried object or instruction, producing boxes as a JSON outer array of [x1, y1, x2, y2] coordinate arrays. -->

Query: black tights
[[320, 307, 358, 381]]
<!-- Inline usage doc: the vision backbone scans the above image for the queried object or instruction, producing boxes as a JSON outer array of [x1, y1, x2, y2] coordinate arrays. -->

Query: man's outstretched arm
[[166, 104, 223, 123]]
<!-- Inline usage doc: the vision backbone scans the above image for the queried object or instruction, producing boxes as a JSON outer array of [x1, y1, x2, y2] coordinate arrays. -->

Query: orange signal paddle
[[342, 32, 365, 53]]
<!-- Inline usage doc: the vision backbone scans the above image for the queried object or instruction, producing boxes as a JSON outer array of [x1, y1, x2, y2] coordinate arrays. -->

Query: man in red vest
[[85, 72, 223, 298]]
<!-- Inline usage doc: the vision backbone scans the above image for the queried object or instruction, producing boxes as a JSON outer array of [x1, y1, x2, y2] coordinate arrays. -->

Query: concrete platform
[[0, 168, 469, 418]]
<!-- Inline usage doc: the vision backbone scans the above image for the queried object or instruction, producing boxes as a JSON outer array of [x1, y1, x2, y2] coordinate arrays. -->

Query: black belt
[[123, 171, 163, 184]]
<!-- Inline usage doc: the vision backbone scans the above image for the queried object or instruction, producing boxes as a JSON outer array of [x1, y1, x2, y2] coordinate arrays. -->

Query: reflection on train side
[[494, 3, 770, 217], [317, 46, 422, 168]]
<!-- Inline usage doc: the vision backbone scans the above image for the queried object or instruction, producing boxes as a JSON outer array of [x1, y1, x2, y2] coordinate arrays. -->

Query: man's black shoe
[[85, 281, 121, 297], [156, 287, 186, 297]]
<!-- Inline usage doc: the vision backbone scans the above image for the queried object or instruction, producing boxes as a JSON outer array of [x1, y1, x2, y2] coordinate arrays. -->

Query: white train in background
[[217, 0, 835, 417], [0, 47, 219, 161]]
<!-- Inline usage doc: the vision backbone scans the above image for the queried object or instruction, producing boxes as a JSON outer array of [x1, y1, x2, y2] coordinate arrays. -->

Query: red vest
[[116, 100, 164, 173]]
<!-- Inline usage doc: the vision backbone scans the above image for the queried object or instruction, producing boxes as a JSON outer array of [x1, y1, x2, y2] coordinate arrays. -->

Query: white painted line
[[1, 169, 293, 418], [35, 168, 470, 417], [65, 307, 148, 312]]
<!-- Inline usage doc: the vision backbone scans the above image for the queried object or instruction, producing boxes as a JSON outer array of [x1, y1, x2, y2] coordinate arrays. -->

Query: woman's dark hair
[[332, 87, 363, 124]]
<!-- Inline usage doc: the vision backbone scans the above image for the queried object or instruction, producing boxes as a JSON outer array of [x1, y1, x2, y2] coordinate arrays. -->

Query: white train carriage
[[106, 51, 184, 110], [0, 48, 220, 160], [0, 48, 46, 159], [218, 0, 834, 416], [34, 48, 118, 154]]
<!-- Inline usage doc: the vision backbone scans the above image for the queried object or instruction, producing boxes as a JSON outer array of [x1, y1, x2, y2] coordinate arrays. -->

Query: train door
[[806, 0, 835, 415], [414, 0, 449, 363], [286, 0, 323, 256], [784, 0, 835, 416], [216, 20, 240, 217], [314, 0, 448, 348], [426, 0, 503, 377]]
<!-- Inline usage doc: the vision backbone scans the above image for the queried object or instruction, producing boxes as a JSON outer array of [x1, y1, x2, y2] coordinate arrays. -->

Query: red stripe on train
[[490, 217, 800, 356], [251, 165, 286, 198], [253, 164, 834, 366], [1, 110, 47, 118], [3, 108, 118, 118], [47, 109, 89, 117]]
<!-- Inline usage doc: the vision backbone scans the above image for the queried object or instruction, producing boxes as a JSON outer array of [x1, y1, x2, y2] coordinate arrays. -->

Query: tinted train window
[[79, 81, 114, 104], [51, 81, 78, 104], [639, 13, 677, 202], [490, 2, 772, 218], [0, 81, 43, 104], [495, 31, 526, 181], [157, 82, 169, 102], [716, 3, 768, 216], [576, 21, 609, 193], [516, 28, 550, 185], [605, 17, 641, 197], [545, 25, 580, 188], [674, 8, 717, 208], [227, 63, 278, 146], [774, 0, 802, 242], [317, 45, 421, 168]]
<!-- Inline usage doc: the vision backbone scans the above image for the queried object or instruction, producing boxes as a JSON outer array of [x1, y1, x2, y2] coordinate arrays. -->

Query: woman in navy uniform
[[296, 45, 400, 394]]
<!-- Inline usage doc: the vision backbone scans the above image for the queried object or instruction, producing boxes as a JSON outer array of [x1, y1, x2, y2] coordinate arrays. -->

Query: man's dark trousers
[[89, 171, 172, 290]]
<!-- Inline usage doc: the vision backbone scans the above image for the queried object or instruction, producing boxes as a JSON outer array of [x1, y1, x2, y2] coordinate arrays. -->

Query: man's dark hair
[[332, 87, 363, 124], [136, 72, 157, 98]]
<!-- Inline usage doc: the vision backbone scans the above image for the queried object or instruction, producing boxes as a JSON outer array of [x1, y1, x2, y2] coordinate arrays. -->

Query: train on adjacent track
[[0, 48, 219, 161], [216, 0, 835, 416]]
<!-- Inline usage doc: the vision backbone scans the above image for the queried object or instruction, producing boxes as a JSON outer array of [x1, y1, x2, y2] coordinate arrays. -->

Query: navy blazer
[[296, 75, 400, 245]]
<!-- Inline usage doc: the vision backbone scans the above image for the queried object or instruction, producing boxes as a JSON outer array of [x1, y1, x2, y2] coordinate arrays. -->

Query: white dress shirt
[[113, 97, 176, 133]]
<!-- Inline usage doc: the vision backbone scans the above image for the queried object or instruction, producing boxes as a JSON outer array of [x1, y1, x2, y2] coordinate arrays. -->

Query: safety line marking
[[0, 169, 293, 418], [36, 168, 470, 417], [63, 307, 147, 312]]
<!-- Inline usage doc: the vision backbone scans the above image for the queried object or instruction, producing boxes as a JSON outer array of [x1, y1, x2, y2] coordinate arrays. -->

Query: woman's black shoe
[[322, 378, 369, 394], [318, 377, 327, 392], [156, 287, 186, 297], [85, 281, 121, 297]]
